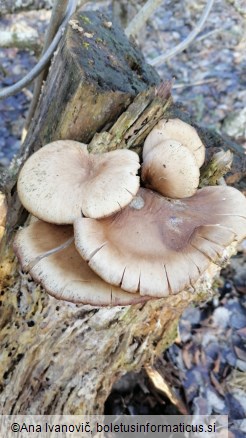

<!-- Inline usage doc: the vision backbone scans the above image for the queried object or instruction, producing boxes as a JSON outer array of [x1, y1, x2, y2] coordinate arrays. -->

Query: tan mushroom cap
[[141, 140, 200, 198], [17, 140, 140, 224], [143, 118, 205, 167], [13, 220, 151, 306], [74, 186, 246, 297]]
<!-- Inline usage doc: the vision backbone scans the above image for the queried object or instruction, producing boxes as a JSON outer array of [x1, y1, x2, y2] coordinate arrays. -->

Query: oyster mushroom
[[74, 186, 246, 297], [13, 220, 151, 306], [17, 140, 140, 224], [143, 118, 205, 168], [141, 139, 200, 198]]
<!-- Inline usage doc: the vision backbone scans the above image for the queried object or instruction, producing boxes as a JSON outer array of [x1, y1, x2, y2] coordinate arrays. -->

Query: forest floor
[[0, 1, 245, 437]]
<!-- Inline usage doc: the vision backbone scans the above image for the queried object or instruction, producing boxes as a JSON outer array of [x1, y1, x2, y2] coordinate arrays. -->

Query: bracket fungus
[[74, 186, 246, 298], [143, 118, 205, 168], [14, 220, 150, 306], [17, 140, 140, 224]]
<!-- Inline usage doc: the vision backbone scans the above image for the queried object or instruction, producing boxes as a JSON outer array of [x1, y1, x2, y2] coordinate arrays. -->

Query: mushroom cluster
[[14, 121, 246, 306], [142, 118, 205, 198]]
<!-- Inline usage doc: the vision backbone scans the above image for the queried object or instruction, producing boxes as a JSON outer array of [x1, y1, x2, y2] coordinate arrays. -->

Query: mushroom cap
[[141, 140, 200, 198], [13, 220, 151, 306], [17, 140, 140, 224], [143, 118, 205, 167], [74, 186, 246, 297]]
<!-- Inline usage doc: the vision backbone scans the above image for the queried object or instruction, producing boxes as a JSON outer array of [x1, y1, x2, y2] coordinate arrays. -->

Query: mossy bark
[[0, 9, 244, 415], [23, 10, 159, 155]]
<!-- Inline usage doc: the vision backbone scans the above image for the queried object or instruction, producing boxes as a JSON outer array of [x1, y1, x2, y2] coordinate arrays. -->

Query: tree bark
[[0, 9, 244, 415]]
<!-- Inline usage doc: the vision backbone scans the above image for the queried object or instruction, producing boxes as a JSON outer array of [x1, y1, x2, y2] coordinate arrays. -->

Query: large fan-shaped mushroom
[[17, 140, 140, 224], [74, 186, 246, 297], [14, 220, 151, 306]]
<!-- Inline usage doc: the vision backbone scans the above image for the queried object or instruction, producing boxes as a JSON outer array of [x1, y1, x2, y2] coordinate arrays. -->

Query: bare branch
[[0, 0, 77, 100], [150, 0, 215, 65], [125, 0, 163, 38]]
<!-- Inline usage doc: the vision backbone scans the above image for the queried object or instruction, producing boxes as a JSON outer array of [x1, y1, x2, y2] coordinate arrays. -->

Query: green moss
[[160, 320, 178, 351], [82, 42, 90, 49], [80, 15, 91, 25]]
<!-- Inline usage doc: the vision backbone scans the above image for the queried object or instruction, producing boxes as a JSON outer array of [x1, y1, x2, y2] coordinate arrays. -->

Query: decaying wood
[[88, 82, 172, 154], [0, 193, 7, 243], [0, 258, 223, 414], [22, 10, 159, 157], [25, 0, 72, 129], [0, 24, 40, 53], [0, 9, 244, 415]]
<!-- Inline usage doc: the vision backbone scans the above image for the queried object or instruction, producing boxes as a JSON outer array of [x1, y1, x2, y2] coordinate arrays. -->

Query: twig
[[173, 78, 217, 89], [0, 0, 77, 100], [150, 0, 215, 65], [125, 0, 163, 37], [196, 25, 229, 43]]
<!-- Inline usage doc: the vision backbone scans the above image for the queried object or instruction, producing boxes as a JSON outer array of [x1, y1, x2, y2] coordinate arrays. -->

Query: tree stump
[[0, 9, 244, 415]]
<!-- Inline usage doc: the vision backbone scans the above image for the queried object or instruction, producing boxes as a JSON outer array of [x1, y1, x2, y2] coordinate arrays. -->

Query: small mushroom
[[74, 186, 246, 297], [143, 118, 205, 168], [13, 220, 151, 306], [141, 139, 200, 198], [17, 140, 140, 224]]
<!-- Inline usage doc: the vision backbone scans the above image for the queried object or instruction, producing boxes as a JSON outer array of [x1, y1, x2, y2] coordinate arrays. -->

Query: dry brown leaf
[[210, 371, 225, 397], [234, 345, 246, 362], [213, 354, 221, 374], [182, 348, 193, 369]]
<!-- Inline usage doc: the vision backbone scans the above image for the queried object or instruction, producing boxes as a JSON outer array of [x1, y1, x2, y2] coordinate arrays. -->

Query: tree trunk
[[0, 9, 244, 415]]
